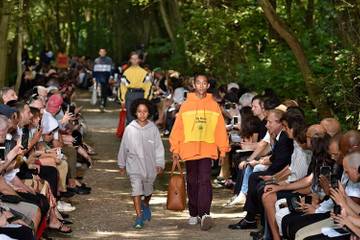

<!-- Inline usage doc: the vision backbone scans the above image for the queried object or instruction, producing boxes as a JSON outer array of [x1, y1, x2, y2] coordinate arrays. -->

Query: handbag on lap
[[166, 161, 186, 211]]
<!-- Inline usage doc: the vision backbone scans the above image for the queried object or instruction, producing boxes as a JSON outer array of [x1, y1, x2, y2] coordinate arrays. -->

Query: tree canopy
[[0, 0, 359, 128]]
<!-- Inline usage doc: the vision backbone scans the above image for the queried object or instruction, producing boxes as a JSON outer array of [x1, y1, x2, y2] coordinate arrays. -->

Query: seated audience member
[[321, 117, 342, 137], [239, 92, 255, 108], [265, 125, 335, 239], [329, 151, 360, 239], [228, 109, 294, 230], [0, 88, 18, 105], [224, 106, 262, 206], [297, 130, 360, 240]]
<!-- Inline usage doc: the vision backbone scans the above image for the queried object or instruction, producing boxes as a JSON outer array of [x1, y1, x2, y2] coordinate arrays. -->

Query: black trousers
[[244, 171, 269, 221], [304, 233, 350, 240], [100, 82, 110, 107], [39, 165, 58, 198], [0, 225, 34, 240], [282, 212, 330, 240]]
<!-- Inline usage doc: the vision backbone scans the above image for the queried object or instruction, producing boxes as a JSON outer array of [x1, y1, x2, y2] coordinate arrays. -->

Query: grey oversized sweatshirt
[[117, 120, 165, 179]]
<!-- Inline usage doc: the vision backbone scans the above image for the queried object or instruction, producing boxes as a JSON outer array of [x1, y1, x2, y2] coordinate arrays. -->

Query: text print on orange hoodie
[[169, 93, 230, 161]]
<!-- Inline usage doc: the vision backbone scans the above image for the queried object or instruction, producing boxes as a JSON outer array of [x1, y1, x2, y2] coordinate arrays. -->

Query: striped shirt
[[286, 141, 312, 183]]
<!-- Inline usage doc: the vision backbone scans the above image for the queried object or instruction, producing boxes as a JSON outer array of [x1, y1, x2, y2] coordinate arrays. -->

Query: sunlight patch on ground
[[82, 108, 120, 113], [79, 229, 182, 239], [88, 128, 117, 133], [96, 159, 117, 163], [93, 168, 119, 173]]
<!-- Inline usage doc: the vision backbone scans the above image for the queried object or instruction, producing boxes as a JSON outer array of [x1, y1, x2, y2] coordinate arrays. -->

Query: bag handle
[[171, 160, 183, 176]]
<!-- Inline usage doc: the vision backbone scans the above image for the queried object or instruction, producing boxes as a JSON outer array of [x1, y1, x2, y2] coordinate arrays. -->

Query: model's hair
[[130, 98, 154, 119]]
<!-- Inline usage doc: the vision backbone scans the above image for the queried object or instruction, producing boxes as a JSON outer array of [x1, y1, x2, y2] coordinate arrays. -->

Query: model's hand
[[156, 166, 163, 175], [119, 168, 126, 176], [172, 153, 180, 164], [121, 102, 126, 109], [219, 156, 225, 166]]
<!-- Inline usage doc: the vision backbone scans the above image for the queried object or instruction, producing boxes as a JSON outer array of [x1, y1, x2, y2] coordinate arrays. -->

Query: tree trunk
[[258, 0, 332, 117], [159, 0, 175, 43], [15, 0, 24, 93], [0, 2, 11, 88]]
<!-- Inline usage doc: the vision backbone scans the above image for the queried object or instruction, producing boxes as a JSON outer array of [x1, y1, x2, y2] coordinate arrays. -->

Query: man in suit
[[229, 109, 294, 230]]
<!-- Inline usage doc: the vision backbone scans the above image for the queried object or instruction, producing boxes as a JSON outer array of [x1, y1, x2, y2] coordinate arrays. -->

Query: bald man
[[320, 118, 341, 137], [339, 130, 360, 156], [343, 151, 360, 182], [306, 124, 327, 148]]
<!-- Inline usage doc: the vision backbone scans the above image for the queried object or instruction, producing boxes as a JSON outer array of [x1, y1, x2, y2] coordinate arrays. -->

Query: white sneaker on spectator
[[222, 195, 237, 207], [188, 216, 200, 225], [228, 192, 246, 206], [57, 201, 72, 208], [57, 201, 76, 212], [200, 214, 214, 231]]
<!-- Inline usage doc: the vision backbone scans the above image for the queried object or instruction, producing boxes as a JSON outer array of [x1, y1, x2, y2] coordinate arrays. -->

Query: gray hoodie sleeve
[[154, 128, 165, 169], [117, 130, 128, 168]]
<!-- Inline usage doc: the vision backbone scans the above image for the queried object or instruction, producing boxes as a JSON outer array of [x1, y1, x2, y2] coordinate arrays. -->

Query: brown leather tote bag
[[166, 161, 186, 211]]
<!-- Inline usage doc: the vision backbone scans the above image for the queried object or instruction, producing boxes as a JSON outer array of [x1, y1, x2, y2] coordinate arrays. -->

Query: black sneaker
[[67, 186, 91, 195], [228, 219, 257, 230], [60, 191, 75, 198]]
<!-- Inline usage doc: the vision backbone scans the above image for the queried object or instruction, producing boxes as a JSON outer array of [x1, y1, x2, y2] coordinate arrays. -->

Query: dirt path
[[56, 90, 252, 240]]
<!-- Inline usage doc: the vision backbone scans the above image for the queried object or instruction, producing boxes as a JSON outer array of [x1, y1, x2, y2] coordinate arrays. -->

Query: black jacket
[[267, 131, 294, 175]]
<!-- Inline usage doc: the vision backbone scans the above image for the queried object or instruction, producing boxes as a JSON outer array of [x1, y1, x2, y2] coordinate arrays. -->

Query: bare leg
[[133, 196, 142, 217], [48, 207, 71, 232], [263, 192, 281, 240], [143, 194, 152, 207]]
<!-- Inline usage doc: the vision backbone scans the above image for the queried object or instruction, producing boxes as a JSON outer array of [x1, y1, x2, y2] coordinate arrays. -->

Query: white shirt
[[286, 141, 312, 183]]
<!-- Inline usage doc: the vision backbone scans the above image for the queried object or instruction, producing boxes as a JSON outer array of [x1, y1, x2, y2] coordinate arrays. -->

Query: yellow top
[[119, 65, 152, 102]]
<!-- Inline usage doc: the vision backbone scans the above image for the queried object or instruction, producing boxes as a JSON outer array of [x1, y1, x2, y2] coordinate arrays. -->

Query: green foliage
[[2, 0, 359, 128]]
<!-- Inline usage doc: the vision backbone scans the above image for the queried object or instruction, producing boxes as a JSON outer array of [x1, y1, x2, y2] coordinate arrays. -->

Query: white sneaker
[[228, 192, 246, 206], [200, 214, 214, 231], [57, 201, 76, 212], [188, 216, 200, 225], [57, 201, 72, 208]]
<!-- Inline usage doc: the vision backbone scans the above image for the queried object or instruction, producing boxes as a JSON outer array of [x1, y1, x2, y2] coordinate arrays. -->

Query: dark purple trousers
[[185, 158, 213, 217]]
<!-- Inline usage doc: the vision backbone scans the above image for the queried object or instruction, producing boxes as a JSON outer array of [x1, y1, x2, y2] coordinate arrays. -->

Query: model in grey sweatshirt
[[117, 120, 165, 179]]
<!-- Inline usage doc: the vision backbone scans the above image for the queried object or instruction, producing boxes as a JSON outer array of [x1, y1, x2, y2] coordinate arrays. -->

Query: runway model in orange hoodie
[[169, 74, 230, 231]]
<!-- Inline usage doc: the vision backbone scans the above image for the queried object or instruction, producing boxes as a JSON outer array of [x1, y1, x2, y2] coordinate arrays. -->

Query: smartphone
[[334, 204, 342, 215], [0, 146, 5, 162], [333, 228, 350, 235], [21, 133, 29, 150], [305, 195, 312, 204], [233, 116, 239, 125], [331, 174, 339, 189], [320, 166, 331, 177]]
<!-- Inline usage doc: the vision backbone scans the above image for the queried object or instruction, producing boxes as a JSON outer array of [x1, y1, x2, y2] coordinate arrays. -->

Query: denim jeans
[[240, 165, 253, 194]]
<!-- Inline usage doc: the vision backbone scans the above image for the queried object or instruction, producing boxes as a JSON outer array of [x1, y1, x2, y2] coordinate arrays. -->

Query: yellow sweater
[[119, 66, 152, 102]]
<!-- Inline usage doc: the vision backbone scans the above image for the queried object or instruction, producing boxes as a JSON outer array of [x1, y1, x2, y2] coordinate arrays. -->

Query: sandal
[[58, 218, 73, 225], [49, 222, 72, 234]]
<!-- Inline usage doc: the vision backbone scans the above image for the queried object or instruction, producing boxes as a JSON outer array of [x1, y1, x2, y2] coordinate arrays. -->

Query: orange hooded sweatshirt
[[169, 93, 230, 161]]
